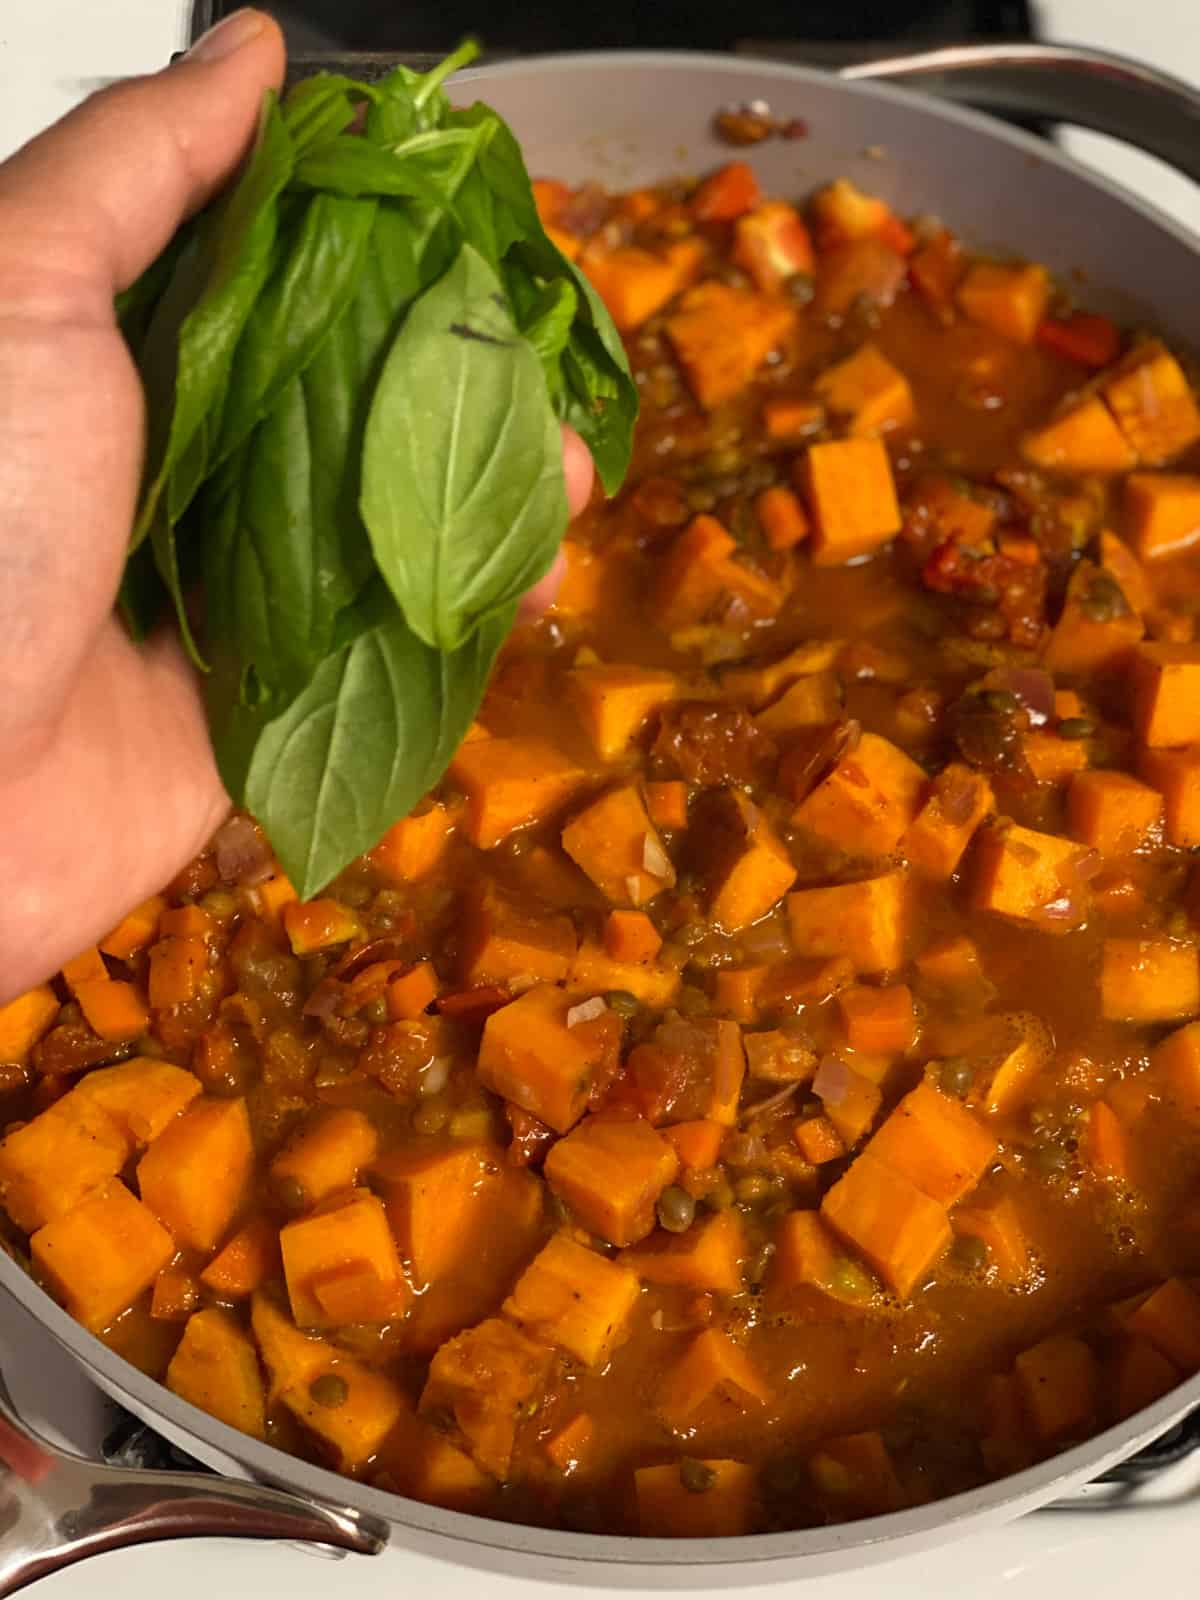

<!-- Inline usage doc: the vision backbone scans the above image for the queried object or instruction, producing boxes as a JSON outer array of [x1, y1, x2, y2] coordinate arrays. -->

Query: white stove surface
[[2, 0, 1200, 1594]]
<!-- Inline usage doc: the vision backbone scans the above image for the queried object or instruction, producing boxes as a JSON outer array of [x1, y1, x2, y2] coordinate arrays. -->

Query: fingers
[[561, 423, 595, 518], [0, 9, 285, 309]]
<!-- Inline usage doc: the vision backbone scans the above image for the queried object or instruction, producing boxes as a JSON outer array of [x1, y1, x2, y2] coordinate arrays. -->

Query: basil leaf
[[513, 275, 577, 398], [360, 243, 567, 652], [116, 541, 168, 642], [244, 594, 509, 899], [291, 135, 475, 209], [371, 37, 479, 140], [282, 73, 371, 156], [134, 94, 294, 548], [214, 191, 377, 464]]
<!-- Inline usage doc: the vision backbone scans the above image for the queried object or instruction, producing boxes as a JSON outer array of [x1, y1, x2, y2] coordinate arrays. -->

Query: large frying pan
[[3, 41, 1200, 1594]]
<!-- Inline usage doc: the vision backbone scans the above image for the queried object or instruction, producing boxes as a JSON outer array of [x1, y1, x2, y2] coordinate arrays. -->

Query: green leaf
[[214, 191, 377, 463], [291, 131, 482, 209], [282, 73, 371, 156], [360, 243, 567, 652], [513, 274, 578, 398], [115, 227, 188, 358], [370, 37, 480, 140], [243, 593, 509, 899], [116, 541, 168, 641]]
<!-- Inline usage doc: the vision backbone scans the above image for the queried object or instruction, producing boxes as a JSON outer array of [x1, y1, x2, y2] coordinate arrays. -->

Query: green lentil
[[657, 1186, 697, 1234], [309, 1372, 349, 1408], [275, 1176, 308, 1214], [605, 990, 640, 1017], [938, 1057, 974, 1099], [679, 1458, 717, 1494], [953, 1234, 989, 1272]]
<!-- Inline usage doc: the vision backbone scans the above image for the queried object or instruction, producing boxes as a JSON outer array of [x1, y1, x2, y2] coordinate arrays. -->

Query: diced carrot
[[867, 1080, 996, 1206], [620, 1210, 746, 1296], [1036, 313, 1120, 368], [568, 664, 679, 761], [814, 343, 913, 436], [561, 784, 676, 908], [665, 280, 797, 410], [387, 961, 440, 1021], [956, 261, 1050, 343], [99, 895, 166, 960], [909, 228, 964, 323], [544, 1412, 594, 1475], [544, 1114, 678, 1247], [793, 1115, 845, 1165], [0, 985, 59, 1064], [147, 935, 209, 1008], [799, 437, 902, 565], [72, 980, 149, 1044], [1100, 937, 1200, 1023], [1101, 339, 1200, 464], [200, 1216, 280, 1299], [478, 983, 620, 1135], [755, 485, 810, 550], [732, 201, 815, 291], [762, 396, 824, 442], [449, 736, 586, 850], [1067, 769, 1162, 857], [657, 1328, 770, 1425], [282, 898, 361, 956], [953, 1196, 1028, 1283], [635, 1459, 758, 1537], [1014, 1334, 1099, 1443], [712, 965, 768, 1023], [370, 804, 457, 882], [821, 1151, 952, 1297], [645, 781, 689, 832], [505, 1232, 639, 1366], [691, 160, 761, 222], [603, 910, 663, 966]]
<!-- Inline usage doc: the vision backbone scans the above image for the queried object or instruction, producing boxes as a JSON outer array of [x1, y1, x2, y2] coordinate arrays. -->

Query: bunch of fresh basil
[[117, 42, 636, 898]]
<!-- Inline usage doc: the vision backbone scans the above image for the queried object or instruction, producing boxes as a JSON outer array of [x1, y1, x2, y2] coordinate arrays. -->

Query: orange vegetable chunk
[[1112, 1335, 1182, 1420], [794, 733, 925, 856], [902, 764, 994, 879], [808, 1432, 903, 1517], [800, 438, 902, 565], [1138, 746, 1200, 847], [1100, 938, 1199, 1023], [503, 1232, 639, 1366], [1124, 472, 1200, 560], [814, 343, 913, 435], [733, 200, 814, 290], [866, 1081, 996, 1207], [1042, 558, 1144, 674], [755, 485, 810, 550], [821, 1152, 952, 1297], [953, 1196, 1029, 1283], [448, 736, 585, 849], [581, 239, 702, 333], [31, 1179, 173, 1332], [971, 821, 1088, 925], [200, 1216, 280, 1300], [568, 664, 679, 760], [1131, 643, 1200, 747], [167, 1307, 266, 1439], [699, 788, 796, 932], [1014, 1334, 1099, 1443], [604, 910, 663, 965], [1067, 769, 1162, 856], [786, 870, 910, 975], [561, 784, 676, 907], [620, 1210, 746, 1296], [1123, 1278, 1200, 1372], [664, 280, 796, 410], [419, 1317, 554, 1480], [370, 804, 456, 882], [1101, 339, 1200, 464], [99, 895, 165, 960], [838, 984, 917, 1055], [458, 878, 577, 992], [282, 898, 360, 956], [136, 1097, 254, 1253], [635, 1460, 758, 1537], [1152, 1019, 1200, 1116], [0, 985, 59, 1064], [956, 260, 1049, 343], [477, 984, 620, 1134], [280, 1190, 407, 1329], [1021, 396, 1136, 475], [270, 1109, 379, 1208], [657, 1328, 770, 1426], [544, 1114, 678, 1246]]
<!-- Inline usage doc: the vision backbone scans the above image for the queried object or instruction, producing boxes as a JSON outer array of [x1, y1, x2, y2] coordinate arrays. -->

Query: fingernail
[[186, 7, 267, 63]]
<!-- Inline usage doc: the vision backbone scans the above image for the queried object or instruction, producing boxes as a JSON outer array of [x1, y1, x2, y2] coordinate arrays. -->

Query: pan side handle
[[842, 42, 1200, 187]]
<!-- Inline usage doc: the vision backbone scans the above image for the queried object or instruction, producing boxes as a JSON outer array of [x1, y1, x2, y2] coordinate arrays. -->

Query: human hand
[[0, 8, 593, 1001]]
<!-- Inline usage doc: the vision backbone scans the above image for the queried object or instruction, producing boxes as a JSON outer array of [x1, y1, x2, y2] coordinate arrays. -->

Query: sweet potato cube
[[770, 1209, 873, 1309], [1042, 558, 1144, 677], [448, 736, 586, 850], [664, 280, 797, 410], [568, 937, 682, 1009], [99, 895, 165, 960], [72, 1058, 200, 1145], [653, 514, 736, 631], [793, 1116, 845, 1165], [733, 199, 814, 290], [661, 1119, 726, 1172], [420, 1317, 554, 1480], [974, 1012, 1054, 1114], [280, 1190, 407, 1329], [403, 1426, 494, 1510], [0, 984, 58, 1064], [720, 640, 843, 708], [1138, 745, 1200, 846], [915, 934, 983, 991], [1124, 1278, 1200, 1372], [814, 343, 913, 435], [604, 910, 663, 965], [1021, 732, 1088, 787], [956, 260, 1049, 343], [387, 960, 439, 1021], [808, 1432, 903, 1517], [755, 485, 810, 551], [635, 1460, 757, 1537], [0, 1092, 130, 1232], [713, 965, 767, 1023], [136, 1097, 254, 1253], [255, 873, 298, 923], [1151, 1019, 1200, 1116], [838, 984, 917, 1056], [285, 1355, 409, 1472], [503, 1233, 639, 1366], [543, 1412, 593, 1476], [953, 1196, 1028, 1283], [150, 1265, 200, 1323], [902, 764, 993, 879], [478, 984, 620, 1134], [561, 785, 675, 907], [786, 870, 910, 975], [166, 1308, 266, 1439], [821, 1152, 952, 1297], [971, 822, 1087, 925], [581, 241, 700, 333], [754, 673, 841, 735], [800, 438, 902, 565], [381, 1143, 496, 1284], [270, 1109, 378, 1209], [250, 1289, 333, 1401], [1100, 938, 1200, 1023], [200, 1216, 279, 1299], [281, 898, 360, 956], [1131, 643, 1200, 747], [370, 804, 456, 883], [1014, 1334, 1099, 1443], [1112, 1335, 1182, 1420], [459, 878, 577, 992], [867, 1081, 996, 1206], [60, 946, 107, 990], [656, 1328, 770, 1426], [544, 1114, 678, 1247], [1101, 339, 1200, 464], [697, 789, 796, 932], [71, 980, 148, 1044], [1124, 472, 1200, 560], [31, 1180, 173, 1332], [620, 1210, 745, 1296], [1021, 396, 1135, 475], [1067, 769, 1162, 856], [794, 733, 925, 857], [568, 665, 679, 761], [630, 1016, 746, 1126], [814, 1061, 881, 1148], [645, 781, 688, 832]]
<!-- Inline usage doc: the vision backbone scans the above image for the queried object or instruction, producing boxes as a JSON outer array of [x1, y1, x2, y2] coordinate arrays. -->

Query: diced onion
[[642, 833, 671, 877], [813, 1054, 851, 1108], [566, 996, 607, 1028]]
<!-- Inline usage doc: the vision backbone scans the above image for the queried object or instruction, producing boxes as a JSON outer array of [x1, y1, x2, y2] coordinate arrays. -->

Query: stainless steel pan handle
[[841, 42, 1200, 185], [0, 1378, 386, 1595]]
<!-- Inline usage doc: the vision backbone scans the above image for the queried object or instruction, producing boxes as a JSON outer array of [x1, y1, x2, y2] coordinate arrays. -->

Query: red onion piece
[[990, 668, 1055, 727], [213, 815, 274, 885], [813, 1054, 851, 1108], [303, 978, 345, 1019], [334, 937, 411, 981]]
